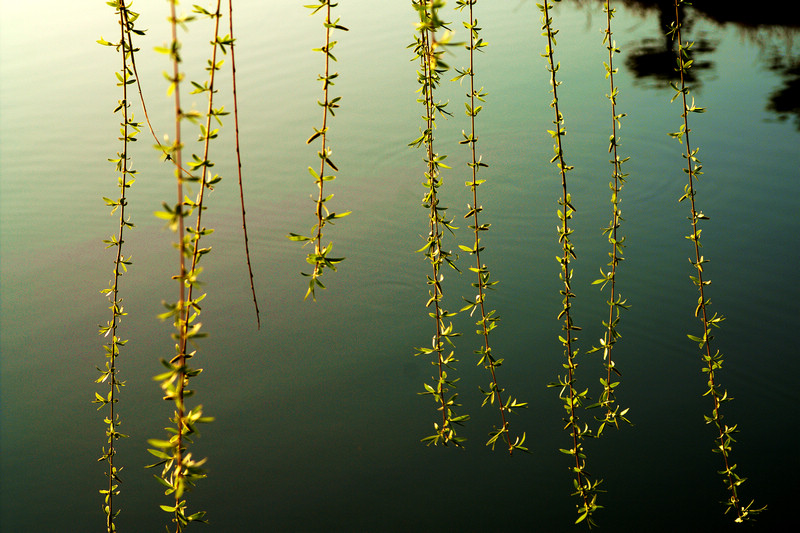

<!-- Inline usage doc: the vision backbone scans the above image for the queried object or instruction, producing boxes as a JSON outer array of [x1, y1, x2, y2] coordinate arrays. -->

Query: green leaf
[[147, 439, 174, 449], [147, 448, 171, 460]]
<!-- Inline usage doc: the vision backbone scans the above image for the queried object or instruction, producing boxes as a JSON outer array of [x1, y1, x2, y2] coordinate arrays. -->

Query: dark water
[[1, 1, 798, 531]]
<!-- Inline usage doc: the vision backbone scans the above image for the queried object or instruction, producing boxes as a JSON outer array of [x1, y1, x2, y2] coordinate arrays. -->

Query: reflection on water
[[767, 53, 800, 127], [611, 0, 800, 27], [611, 0, 800, 116], [625, 34, 716, 88], [619, 1, 716, 88], [1, 1, 799, 532]]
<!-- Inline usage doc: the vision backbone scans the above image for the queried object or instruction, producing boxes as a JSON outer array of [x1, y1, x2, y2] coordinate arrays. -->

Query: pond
[[1, 0, 798, 531]]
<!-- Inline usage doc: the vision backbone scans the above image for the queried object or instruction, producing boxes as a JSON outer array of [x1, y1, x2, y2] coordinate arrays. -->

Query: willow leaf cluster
[[410, 0, 468, 447], [147, 2, 225, 529], [454, 0, 527, 455], [667, 0, 764, 523], [539, 0, 602, 526], [288, 0, 351, 301], [586, 0, 631, 436], [95, 1, 140, 529]]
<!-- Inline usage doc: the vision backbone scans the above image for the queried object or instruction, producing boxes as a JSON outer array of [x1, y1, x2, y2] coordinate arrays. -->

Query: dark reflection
[[623, 2, 716, 88], [624, 37, 715, 89], [575, 0, 800, 129], [767, 55, 800, 129], [610, 0, 800, 29]]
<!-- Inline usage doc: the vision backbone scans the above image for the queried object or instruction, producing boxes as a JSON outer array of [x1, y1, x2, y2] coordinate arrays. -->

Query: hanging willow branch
[[147, 2, 221, 530], [587, 0, 631, 436], [539, 0, 602, 527], [288, 0, 351, 301], [95, 1, 140, 530], [668, 0, 764, 523], [410, 0, 468, 447], [454, 0, 527, 455]]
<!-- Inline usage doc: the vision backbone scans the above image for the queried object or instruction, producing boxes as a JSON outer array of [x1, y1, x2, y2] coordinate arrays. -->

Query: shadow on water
[[767, 52, 800, 128], [573, 0, 800, 127], [612, 0, 800, 28], [520, 0, 800, 126], [620, 1, 716, 88]]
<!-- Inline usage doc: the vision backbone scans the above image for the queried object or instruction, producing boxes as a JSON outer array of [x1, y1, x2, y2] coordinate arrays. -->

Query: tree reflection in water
[[605, 0, 800, 127]]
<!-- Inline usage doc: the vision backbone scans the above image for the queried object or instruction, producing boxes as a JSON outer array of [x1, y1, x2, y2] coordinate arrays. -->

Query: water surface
[[1, 1, 798, 531]]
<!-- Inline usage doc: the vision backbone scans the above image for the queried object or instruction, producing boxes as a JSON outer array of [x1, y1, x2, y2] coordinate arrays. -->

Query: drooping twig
[[227, 0, 260, 329], [588, 0, 631, 436], [410, 0, 468, 447], [668, 0, 764, 522], [287, 0, 351, 301], [454, 0, 527, 455], [540, 0, 601, 526]]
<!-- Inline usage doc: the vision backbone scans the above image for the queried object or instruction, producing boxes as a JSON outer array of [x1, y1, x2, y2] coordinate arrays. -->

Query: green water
[[1, 1, 798, 531]]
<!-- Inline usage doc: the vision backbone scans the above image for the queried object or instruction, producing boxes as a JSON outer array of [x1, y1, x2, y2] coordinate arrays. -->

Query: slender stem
[[313, 1, 333, 272], [183, 0, 222, 334], [122, 7, 160, 152], [228, 0, 261, 329], [595, 0, 629, 432], [421, 24, 448, 433], [122, 6, 191, 180], [543, 0, 579, 480], [672, 0, 742, 520], [411, 2, 464, 446], [463, 0, 513, 454], [171, 9, 223, 521], [104, 4, 131, 530], [603, 2, 620, 414], [167, 0, 187, 518], [292, 0, 349, 300], [541, 1, 596, 524]]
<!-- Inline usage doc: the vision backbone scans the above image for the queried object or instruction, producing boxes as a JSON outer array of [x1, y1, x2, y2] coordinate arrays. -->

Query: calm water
[[1, 1, 799, 531]]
